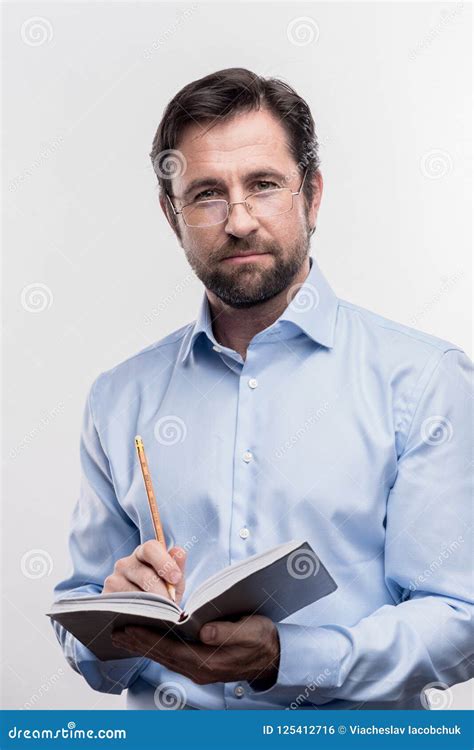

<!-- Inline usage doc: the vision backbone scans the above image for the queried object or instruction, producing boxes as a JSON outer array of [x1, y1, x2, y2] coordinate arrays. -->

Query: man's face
[[162, 108, 322, 308]]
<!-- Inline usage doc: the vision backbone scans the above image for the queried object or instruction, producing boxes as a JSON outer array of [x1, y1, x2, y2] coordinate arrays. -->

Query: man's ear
[[307, 170, 323, 230], [159, 192, 183, 244], [159, 192, 175, 231]]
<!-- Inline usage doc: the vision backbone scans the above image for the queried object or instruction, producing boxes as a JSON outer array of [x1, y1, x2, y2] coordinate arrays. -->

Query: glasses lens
[[182, 200, 228, 227], [248, 189, 293, 217]]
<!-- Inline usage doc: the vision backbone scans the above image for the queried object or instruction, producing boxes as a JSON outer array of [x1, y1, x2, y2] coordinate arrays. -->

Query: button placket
[[228, 349, 260, 561]]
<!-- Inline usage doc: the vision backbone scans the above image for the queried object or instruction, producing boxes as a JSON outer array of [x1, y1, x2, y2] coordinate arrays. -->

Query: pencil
[[134, 435, 176, 602]]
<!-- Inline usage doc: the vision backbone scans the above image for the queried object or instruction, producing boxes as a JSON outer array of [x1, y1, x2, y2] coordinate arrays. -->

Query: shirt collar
[[180, 255, 339, 364]]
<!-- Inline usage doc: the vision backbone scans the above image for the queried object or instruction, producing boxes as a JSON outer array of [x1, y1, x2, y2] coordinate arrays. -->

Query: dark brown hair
[[150, 67, 320, 229]]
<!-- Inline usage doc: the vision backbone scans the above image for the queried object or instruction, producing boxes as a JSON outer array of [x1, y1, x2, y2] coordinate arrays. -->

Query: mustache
[[214, 239, 279, 261]]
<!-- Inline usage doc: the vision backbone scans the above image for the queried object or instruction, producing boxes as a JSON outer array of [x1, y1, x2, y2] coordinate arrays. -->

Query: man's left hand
[[111, 615, 280, 688]]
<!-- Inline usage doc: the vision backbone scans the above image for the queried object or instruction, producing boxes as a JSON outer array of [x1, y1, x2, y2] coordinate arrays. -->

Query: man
[[53, 68, 473, 710]]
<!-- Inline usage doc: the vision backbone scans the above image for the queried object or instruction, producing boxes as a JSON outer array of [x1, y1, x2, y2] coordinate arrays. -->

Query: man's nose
[[224, 201, 260, 237]]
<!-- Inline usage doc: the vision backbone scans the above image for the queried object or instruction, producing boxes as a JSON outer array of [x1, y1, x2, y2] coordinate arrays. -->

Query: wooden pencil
[[134, 435, 176, 602]]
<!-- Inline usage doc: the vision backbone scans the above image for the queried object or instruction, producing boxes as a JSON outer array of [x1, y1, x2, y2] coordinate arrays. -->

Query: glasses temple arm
[[165, 192, 181, 215], [292, 166, 309, 195]]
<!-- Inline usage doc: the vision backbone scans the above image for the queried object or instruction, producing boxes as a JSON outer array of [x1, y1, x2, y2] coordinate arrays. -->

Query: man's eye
[[254, 181, 279, 191], [194, 189, 218, 201]]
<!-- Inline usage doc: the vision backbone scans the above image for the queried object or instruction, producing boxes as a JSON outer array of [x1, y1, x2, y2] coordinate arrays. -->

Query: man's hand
[[111, 615, 280, 688], [102, 540, 186, 603]]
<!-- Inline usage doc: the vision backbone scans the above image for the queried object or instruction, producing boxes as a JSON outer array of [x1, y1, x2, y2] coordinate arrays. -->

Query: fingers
[[114, 626, 211, 673], [122, 557, 171, 597], [135, 540, 182, 585], [199, 616, 266, 647], [102, 573, 142, 594], [103, 541, 187, 601]]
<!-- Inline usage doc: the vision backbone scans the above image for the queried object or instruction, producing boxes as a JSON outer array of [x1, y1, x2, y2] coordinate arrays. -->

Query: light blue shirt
[[52, 255, 473, 710]]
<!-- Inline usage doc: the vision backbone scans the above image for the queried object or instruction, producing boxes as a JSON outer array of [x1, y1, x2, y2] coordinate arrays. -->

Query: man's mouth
[[221, 251, 272, 264]]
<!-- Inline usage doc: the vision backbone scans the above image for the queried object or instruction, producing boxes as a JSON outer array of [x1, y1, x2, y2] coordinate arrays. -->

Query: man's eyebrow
[[180, 168, 288, 201]]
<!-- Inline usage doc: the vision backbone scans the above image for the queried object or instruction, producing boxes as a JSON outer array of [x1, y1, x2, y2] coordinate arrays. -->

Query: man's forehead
[[176, 109, 292, 167]]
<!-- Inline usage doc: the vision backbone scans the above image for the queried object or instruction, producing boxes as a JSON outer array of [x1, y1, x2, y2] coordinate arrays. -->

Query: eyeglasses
[[166, 167, 308, 228]]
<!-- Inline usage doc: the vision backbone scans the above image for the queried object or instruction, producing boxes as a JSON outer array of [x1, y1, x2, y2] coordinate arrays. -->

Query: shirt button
[[248, 378, 258, 389], [234, 685, 245, 698], [212, 345, 221, 353], [243, 450, 253, 463], [239, 527, 250, 539]]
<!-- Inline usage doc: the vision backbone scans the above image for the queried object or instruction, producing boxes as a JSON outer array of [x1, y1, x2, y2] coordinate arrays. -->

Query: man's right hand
[[102, 540, 186, 604]]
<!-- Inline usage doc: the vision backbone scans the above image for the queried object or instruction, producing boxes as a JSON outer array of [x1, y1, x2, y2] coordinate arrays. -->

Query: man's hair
[[150, 67, 320, 229]]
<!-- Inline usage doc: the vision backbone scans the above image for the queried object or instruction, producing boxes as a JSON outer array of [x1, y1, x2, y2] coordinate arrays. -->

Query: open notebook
[[48, 540, 337, 661]]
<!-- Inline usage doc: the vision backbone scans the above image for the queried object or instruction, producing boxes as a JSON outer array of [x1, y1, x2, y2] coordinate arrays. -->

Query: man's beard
[[184, 225, 311, 309]]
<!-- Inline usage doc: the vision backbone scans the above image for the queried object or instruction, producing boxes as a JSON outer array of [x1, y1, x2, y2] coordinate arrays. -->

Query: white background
[[2, 1, 472, 710]]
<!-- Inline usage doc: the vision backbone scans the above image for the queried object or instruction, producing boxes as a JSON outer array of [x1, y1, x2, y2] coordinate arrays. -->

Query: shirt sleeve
[[246, 348, 473, 706], [51, 377, 149, 694]]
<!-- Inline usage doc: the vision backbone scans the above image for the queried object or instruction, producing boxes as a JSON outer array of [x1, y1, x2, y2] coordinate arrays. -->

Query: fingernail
[[201, 625, 216, 642], [169, 570, 181, 583]]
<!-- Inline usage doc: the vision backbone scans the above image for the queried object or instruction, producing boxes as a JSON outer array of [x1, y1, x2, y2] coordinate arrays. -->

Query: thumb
[[200, 616, 258, 647], [169, 547, 187, 599]]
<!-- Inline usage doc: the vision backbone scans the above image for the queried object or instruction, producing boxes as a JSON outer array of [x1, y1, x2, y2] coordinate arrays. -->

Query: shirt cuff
[[245, 623, 348, 700], [56, 620, 149, 695]]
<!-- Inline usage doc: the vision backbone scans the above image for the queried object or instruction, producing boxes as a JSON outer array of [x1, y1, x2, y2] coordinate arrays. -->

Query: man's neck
[[207, 256, 311, 360]]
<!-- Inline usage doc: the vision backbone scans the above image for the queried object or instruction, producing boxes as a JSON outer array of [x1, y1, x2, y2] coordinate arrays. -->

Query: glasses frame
[[165, 166, 309, 228]]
